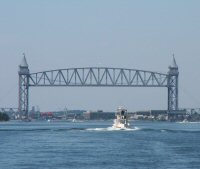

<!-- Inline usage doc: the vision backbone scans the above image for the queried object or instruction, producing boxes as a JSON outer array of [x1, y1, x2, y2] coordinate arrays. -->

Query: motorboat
[[112, 107, 130, 129], [72, 114, 76, 122], [179, 119, 189, 123]]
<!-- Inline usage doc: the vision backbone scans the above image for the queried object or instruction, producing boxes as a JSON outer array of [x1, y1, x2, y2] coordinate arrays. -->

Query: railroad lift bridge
[[18, 56, 179, 118]]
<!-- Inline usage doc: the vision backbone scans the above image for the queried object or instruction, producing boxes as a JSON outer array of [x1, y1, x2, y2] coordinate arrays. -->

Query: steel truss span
[[29, 67, 168, 87], [18, 56, 179, 118]]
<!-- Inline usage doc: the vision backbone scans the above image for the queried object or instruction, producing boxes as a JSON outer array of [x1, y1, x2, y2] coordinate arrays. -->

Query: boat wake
[[86, 126, 140, 131], [177, 121, 200, 124], [1, 127, 199, 133]]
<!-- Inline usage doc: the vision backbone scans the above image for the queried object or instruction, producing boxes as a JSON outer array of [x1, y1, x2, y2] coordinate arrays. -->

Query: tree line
[[0, 112, 9, 121]]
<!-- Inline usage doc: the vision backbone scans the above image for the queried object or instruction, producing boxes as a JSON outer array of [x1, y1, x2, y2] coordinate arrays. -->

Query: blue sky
[[0, 0, 200, 111]]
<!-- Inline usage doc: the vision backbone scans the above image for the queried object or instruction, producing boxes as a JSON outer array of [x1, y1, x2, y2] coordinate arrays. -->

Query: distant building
[[132, 110, 168, 121], [168, 110, 187, 121], [132, 109, 189, 121], [83, 110, 115, 120], [40, 112, 54, 120]]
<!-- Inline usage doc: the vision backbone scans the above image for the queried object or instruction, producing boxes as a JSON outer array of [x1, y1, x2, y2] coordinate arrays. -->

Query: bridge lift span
[[18, 56, 179, 118]]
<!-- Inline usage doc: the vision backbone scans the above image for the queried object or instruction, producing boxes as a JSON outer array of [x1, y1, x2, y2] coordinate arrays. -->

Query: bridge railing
[[29, 67, 168, 87]]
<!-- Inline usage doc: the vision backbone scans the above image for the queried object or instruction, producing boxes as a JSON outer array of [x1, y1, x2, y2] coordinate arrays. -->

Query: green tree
[[0, 112, 9, 121]]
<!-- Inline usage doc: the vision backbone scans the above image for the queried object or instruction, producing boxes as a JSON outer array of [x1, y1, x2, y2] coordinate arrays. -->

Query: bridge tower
[[18, 54, 30, 119], [168, 56, 179, 111]]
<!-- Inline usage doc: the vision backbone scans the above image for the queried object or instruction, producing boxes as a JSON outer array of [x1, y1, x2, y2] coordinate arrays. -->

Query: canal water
[[0, 120, 200, 169]]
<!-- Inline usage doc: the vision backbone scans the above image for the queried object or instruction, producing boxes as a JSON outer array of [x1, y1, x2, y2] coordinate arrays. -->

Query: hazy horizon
[[0, 0, 200, 111]]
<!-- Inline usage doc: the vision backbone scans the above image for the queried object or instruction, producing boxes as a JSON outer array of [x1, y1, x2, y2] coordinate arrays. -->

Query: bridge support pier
[[168, 56, 179, 111], [18, 55, 29, 119]]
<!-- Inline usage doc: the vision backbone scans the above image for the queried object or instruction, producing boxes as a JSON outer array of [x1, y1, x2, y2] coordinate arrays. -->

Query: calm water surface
[[0, 120, 200, 169]]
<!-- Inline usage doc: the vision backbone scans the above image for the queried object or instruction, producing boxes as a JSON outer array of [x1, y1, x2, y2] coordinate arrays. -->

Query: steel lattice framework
[[18, 57, 179, 118], [29, 68, 168, 87]]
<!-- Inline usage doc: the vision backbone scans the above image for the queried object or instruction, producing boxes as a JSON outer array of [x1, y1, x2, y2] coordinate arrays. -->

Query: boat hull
[[112, 119, 129, 129]]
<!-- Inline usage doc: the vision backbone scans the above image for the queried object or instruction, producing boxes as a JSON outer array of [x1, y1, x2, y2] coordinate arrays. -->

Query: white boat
[[179, 119, 189, 123], [72, 114, 76, 122], [112, 107, 130, 129]]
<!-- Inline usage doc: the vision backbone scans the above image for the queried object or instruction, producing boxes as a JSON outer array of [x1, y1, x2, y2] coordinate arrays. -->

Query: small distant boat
[[72, 114, 76, 122], [182, 119, 188, 123], [112, 107, 130, 129], [21, 117, 31, 122], [179, 119, 189, 123]]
